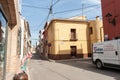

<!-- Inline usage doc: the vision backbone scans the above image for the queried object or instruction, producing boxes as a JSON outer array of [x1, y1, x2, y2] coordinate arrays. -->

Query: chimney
[[96, 16, 100, 21]]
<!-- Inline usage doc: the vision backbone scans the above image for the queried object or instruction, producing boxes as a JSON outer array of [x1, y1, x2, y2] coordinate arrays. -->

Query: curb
[[55, 58, 92, 62], [39, 54, 92, 62]]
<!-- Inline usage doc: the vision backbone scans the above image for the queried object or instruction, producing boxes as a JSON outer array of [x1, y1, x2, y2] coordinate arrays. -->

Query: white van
[[92, 39, 120, 69]]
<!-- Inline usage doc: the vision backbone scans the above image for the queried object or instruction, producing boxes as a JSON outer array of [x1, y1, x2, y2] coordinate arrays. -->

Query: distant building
[[37, 29, 44, 55], [20, 17, 31, 60], [43, 16, 103, 60], [101, 0, 120, 40], [31, 45, 36, 53]]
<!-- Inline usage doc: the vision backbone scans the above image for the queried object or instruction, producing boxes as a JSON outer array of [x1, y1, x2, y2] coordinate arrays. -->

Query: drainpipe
[[20, 17, 24, 60]]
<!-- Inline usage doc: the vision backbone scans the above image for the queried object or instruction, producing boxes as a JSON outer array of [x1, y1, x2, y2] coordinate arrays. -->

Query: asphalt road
[[27, 54, 120, 80]]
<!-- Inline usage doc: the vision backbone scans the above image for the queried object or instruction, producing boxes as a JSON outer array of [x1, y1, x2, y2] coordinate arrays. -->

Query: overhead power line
[[33, 4, 100, 31], [34, 13, 50, 31], [34, 0, 54, 31], [22, 4, 50, 10], [52, 0, 61, 7], [56, 6, 101, 20], [53, 4, 99, 14]]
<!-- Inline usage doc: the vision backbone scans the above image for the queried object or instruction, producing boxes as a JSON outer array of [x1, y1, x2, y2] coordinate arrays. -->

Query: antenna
[[82, 4, 84, 20]]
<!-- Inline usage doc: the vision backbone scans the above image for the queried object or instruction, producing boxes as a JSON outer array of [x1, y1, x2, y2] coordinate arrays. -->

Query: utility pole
[[50, 0, 54, 19]]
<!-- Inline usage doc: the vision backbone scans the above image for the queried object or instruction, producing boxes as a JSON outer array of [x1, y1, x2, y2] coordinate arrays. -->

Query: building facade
[[0, 5, 8, 80], [101, 0, 120, 40], [20, 17, 31, 60], [43, 16, 103, 60], [0, 0, 21, 80], [0, 0, 31, 80], [37, 29, 44, 56], [89, 16, 104, 53]]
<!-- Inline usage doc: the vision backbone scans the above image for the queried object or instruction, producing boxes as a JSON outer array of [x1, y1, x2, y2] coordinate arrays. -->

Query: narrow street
[[27, 54, 120, 80]]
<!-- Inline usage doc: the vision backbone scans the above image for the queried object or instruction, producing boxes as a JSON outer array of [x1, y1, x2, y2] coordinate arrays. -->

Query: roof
[[44, 18, 89, 30]]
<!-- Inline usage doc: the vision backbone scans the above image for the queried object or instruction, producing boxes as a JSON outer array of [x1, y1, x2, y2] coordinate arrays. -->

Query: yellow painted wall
[[89, 19, 103, 53], [47, 20, 89, 56], [47, 18, 103, 59]]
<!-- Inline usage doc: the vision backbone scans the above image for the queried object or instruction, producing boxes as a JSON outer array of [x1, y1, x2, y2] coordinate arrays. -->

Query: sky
[[21, 0, 102, 45]]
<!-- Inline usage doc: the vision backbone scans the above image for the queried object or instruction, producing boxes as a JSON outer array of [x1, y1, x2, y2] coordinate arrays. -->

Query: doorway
[[70, 46, 77, 57]]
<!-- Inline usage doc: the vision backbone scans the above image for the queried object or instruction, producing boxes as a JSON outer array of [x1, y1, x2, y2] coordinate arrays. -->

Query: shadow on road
[[56, 59, 120, 80], [31, 53, 48, 61]]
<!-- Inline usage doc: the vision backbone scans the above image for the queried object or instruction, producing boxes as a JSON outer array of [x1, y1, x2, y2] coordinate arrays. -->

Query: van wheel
[[96, 60, 103, 69]]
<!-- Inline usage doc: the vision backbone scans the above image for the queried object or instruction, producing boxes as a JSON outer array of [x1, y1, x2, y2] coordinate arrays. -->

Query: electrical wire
[[23, 1, 103, 43], [33, 12, 50, 31], [22, 1, 102, 33], [54, 6, 101, 20], [32, 4, 101, 31], [22, 4, 50, 10], [34, 0, 54, 31], [23, 1, 102, 43], [30, 0, 54, 43], [53, 4, 100, 14], [52, 0, 61, 7]]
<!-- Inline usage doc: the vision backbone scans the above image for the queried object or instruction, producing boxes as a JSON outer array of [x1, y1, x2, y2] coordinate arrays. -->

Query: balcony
[[70, 35, 78, 41], [0, 0, 17, 27], [70, 38, 78, 41]]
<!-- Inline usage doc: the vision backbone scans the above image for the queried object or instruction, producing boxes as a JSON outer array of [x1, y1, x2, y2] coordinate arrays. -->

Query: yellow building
[[43, 16, 103, 60], [89, 16, 104, 53]]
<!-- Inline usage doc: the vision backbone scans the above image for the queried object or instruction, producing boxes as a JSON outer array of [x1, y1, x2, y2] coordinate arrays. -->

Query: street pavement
[[27, 54, 120, 80]]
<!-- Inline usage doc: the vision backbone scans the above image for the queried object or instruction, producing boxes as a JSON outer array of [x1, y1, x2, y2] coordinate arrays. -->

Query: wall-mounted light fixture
[[105, 13, 116, 26]]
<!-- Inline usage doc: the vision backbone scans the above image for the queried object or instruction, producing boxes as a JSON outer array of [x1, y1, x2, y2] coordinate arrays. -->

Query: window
[[70, 29, 77, 41], [17, 29, 21, 55], [89, 27, 93, 34]]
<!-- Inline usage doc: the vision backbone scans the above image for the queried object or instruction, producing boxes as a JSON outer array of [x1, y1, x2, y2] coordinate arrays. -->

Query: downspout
[[20, 18, 24, 60]]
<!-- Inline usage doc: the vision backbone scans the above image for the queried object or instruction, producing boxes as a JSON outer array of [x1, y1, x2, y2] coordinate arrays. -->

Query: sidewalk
[[55, 57, 92, 62]]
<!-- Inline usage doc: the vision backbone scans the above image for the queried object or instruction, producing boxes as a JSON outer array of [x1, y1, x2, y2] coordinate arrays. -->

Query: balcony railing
[[69, 33, 78, 41], [70, 38, 78, 41]]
